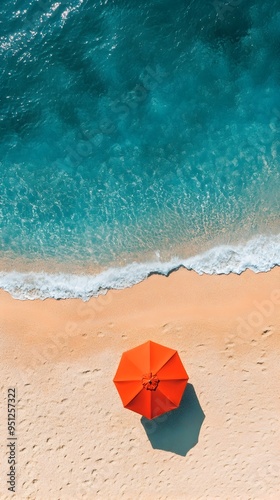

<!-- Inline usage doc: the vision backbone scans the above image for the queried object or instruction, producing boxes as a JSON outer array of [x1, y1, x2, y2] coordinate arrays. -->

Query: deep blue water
[[0, 0, 280, 297]]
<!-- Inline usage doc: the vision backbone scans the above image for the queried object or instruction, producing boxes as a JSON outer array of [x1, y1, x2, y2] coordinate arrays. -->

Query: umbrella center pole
[[142, 373, 159, 391]]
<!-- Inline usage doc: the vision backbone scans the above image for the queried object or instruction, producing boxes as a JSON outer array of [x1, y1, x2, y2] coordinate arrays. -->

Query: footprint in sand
[[261, 327, 273, 338], [162, 323, 182, 334], [162, 323, 172, 333]]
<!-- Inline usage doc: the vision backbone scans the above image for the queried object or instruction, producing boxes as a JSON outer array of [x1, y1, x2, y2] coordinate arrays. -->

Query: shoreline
[[0, 267, 280, 498], [0, 232, 280, 300], [1, 215, 279, 276]]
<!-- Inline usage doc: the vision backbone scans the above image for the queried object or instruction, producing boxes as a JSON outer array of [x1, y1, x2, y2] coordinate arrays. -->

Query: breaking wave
[[0, 234, 279, 300]]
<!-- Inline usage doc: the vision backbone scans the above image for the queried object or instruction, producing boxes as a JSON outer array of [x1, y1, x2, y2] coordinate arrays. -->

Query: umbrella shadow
[[141, 384, 205, 456]]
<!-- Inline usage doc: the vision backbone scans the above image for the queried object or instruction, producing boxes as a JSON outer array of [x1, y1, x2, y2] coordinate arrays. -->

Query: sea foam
[[0, 234, 279, 300]]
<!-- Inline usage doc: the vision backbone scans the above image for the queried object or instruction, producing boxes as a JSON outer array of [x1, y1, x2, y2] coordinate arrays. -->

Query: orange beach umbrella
[[113, 340, 189, 420]]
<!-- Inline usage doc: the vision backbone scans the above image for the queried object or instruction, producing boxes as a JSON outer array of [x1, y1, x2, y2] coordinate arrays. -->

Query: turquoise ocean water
[[0, 0, 279, 299]]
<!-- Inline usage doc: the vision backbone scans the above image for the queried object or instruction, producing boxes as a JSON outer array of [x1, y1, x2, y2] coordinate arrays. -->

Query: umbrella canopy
[[113, 340, 189, 419]]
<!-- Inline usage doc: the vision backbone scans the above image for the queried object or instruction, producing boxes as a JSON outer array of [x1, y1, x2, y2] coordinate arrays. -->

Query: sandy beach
[[0, 267, 280, 499]]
